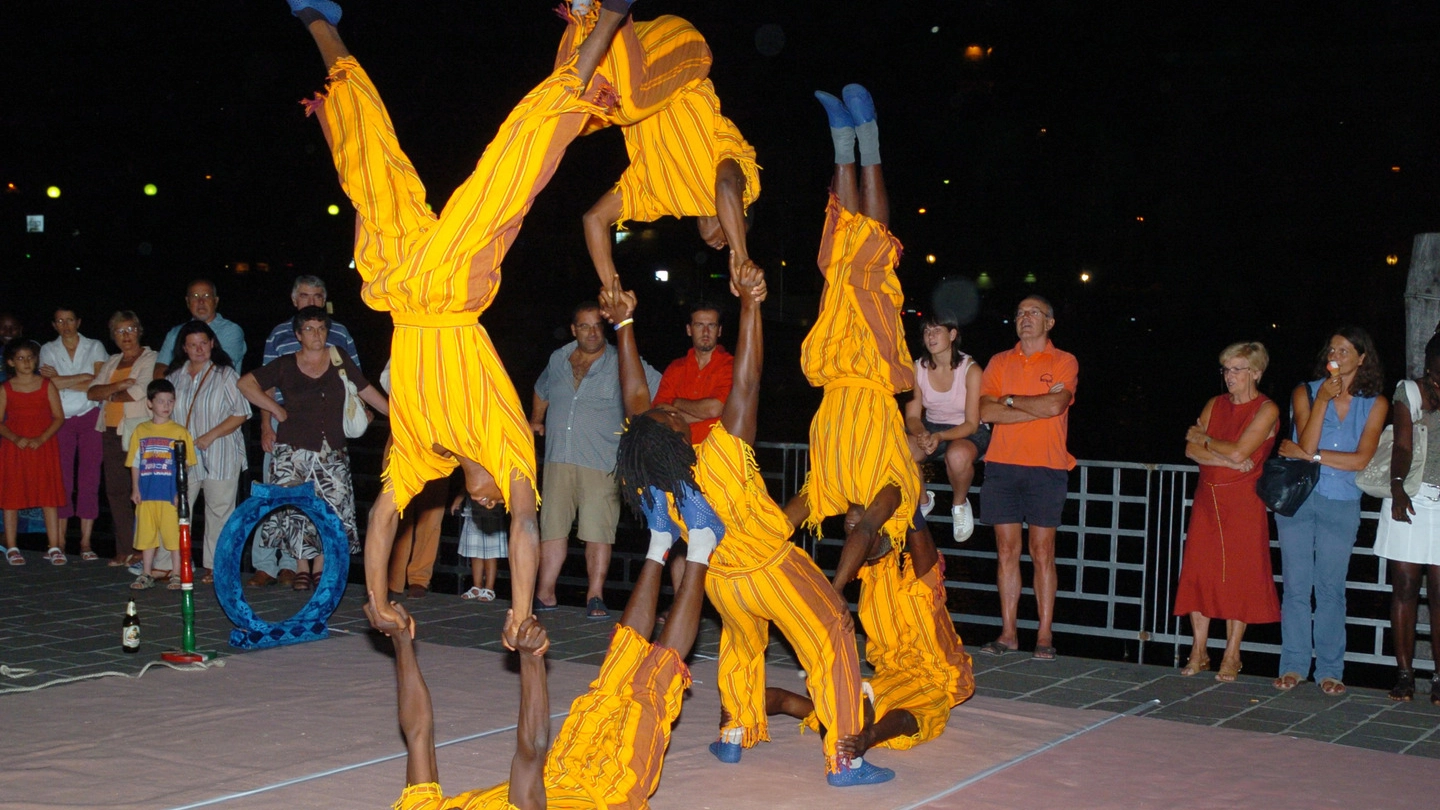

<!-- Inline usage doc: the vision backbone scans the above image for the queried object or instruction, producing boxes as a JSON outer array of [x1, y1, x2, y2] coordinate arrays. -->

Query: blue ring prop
[[213, 483, 350, 650]]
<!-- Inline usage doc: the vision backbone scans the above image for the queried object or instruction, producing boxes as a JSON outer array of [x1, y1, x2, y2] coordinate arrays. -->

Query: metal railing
[[430, 443, 1419, 670]]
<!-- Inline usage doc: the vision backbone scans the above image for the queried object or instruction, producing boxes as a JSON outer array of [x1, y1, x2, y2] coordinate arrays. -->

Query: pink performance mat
[[4, 633, 1436, 809]]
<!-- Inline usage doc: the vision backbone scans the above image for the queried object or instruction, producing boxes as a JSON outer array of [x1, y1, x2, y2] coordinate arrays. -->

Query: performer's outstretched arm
[[583, 191, 626, 293], [717, 257, 766, 444], [506, 614, 552, 810]]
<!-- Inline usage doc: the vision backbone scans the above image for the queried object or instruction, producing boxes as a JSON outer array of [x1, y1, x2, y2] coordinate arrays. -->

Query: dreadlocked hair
[[615, 411, 700, 516]]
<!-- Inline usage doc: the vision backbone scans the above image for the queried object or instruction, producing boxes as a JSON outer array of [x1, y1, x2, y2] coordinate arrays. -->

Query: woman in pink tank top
[[904, 314, 990, 542]]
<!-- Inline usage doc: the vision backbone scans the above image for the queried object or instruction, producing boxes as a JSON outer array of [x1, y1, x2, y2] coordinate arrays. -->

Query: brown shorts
[[539, 462, 620, 543]]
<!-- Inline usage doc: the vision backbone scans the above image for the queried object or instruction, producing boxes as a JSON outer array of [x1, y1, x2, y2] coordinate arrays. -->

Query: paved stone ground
[[6, 546, 1440, 759]]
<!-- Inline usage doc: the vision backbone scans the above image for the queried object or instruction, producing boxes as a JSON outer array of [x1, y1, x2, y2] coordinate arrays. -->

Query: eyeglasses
[[1219, 366, 1252, 377], [187, 293, 216, 301], [113, 326, 139, 335], [299, 324, 328, 334], [1015, 308, 1050, 320]]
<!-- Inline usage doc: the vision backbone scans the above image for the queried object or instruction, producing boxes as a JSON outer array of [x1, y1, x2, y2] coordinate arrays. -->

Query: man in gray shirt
[[531, 301, 660, 619]]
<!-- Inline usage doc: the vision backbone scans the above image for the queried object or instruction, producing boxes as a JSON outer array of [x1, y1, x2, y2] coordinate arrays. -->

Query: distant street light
[[925, 254, 937, 264], [143, 183, 157, 196], [1080, 271, 1092, 282], [46, 186, 61, 198], [1387, 254, 1399, 266], [327, 204, 341, 215], [655, 269, 670, 282]]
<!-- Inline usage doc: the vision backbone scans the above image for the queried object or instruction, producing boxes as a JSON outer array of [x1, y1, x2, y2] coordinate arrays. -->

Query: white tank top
[[915, 355, 971, 425]]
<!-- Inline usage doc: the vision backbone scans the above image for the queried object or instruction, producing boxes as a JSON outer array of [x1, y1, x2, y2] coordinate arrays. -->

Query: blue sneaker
[[815, 91, 854, 130], [709, 740, 742, 763], [287, 0, 343, 26], [827, 759, 895, 787], [841, 84, 877, 126], [127, 561, 145, 577]]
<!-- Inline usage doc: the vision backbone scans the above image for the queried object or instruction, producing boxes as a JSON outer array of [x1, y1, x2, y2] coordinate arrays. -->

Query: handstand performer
[[768, 506, 974, 756], [800, 84, 921, 592], [376, 506, 719, 810], [554, 4, 762, 293], [606, 265, 892, 786], [281, 0, 632, 641]]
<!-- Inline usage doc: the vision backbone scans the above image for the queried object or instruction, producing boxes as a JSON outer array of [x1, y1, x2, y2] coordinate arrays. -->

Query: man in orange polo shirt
[[976, 294, 1077, 661], [652, 302, 733, 445]]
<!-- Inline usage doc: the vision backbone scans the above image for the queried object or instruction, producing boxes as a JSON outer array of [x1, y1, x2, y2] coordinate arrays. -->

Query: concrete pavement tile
[[1332, 733, 1410, 753]]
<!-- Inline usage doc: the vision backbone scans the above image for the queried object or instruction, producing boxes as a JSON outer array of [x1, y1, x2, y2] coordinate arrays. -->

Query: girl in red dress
[[1175, 341, 1283, 681], [1, 340, 68, 565]]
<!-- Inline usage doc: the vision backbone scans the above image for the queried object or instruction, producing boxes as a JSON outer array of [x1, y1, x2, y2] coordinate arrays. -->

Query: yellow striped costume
[[556, 8, 761, 226], [851, 553, 974, 750], [308, 56, 612, 513], [393, 625, 689, 810], [800, 194, 919, 544], [667, 424, 863, 773]]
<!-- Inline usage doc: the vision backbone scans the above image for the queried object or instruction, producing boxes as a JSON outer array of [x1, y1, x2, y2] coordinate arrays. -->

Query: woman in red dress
[[1, 339, 68, 565], [1175, 341, 1282, 681]]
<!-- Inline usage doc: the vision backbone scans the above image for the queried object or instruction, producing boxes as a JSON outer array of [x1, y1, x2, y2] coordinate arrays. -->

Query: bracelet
[[1394, 476, 1405, 481], [614, 318, 634, 331]]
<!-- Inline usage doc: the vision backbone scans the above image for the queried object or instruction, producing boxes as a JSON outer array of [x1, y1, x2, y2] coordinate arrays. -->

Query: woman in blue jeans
[[1273, 327, 1388, 695]]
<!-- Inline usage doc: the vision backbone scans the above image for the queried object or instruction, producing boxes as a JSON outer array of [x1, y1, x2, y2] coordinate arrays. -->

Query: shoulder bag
[[330, 347, 369, 439], [1356, 380, 1426, 498], [1256, 382, 1320, 517]]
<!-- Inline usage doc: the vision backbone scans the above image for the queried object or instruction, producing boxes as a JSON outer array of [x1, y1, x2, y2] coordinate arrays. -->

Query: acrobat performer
[[769, 506, 974, 756], [553, 4, 761, 293], [605, 265, 892, 786], [281, 0, 631, 642], [375, 500, 720, 810], [799, 84, 922, 591]]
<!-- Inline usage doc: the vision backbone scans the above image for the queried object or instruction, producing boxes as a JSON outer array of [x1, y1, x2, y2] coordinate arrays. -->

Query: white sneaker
[[952, 501, 974, 543], [919, 490, 934, 518]]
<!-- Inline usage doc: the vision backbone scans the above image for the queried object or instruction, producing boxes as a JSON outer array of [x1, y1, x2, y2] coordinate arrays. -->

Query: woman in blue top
[[1273, 327, 1388, 695]]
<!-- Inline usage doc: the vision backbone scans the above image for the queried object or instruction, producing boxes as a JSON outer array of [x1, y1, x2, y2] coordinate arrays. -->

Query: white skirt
[[1375, 484, 1440, 565]]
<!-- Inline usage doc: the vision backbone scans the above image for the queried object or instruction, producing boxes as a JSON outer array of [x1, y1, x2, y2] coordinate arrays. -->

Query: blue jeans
[[1275, 493, 1361, 682]]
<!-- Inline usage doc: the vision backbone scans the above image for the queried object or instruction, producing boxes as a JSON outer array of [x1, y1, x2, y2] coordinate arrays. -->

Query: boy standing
[[128, 380, 197, 591]]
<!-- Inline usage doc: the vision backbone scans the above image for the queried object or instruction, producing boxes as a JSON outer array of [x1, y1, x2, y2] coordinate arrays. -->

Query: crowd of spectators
[[3, 279, 1438, 699]]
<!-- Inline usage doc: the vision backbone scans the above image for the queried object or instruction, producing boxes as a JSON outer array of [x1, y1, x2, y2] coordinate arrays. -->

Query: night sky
[[5, 1, 1440, 460]]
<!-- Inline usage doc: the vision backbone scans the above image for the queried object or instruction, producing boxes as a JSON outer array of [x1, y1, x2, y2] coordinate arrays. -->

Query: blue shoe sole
[[815, 91, 854, 129], [288, 0, 343, 26], [827, 761, 895, 787], [709, 740, 742, 763], [841, 84, 877, 126]]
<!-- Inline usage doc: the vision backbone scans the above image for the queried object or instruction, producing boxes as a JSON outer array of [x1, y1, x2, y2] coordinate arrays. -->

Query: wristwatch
[[1005, 395, 1015, 408], [1311, 451, 1322, 463]]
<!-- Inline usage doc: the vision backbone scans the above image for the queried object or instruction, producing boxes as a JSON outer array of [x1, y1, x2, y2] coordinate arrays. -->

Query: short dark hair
[[292, 305, 332, 337], [572, 301, 602, 324], [919, 313, 962, 370], [146, 379, 176, 400], [689, 301, 722, 322]]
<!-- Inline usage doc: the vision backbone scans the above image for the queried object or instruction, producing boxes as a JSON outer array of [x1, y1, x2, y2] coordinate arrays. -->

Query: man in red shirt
[[652, 303, 733, 445], [977, 295, 1078, 662]]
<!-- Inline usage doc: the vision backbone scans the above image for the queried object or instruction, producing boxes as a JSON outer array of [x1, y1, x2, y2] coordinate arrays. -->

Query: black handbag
[[1255, 382, 1320, 517], [1256, 457, 1321, 517]]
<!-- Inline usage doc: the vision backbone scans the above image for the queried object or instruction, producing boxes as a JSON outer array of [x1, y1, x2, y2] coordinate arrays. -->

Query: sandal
[[477, 588, 495, 602], [80, 549, 99, 562], [292, 571, 312, 591], [44, 547, 67, 566], [979, 640, 1017, 657], [1215, 658, 1243, 683], [586, 596, 610, 620], [199, 570, 213, 585], [1390, 668, 1416, 702], [1179, 655, 1211, 677], [5, 548, 23, 566], [1273, 672, 1302, 691], [130, 574, 156, 590], [1319, 677, 1347, 696], [167, 576, 183, 590], [461, 586, 484, 601]]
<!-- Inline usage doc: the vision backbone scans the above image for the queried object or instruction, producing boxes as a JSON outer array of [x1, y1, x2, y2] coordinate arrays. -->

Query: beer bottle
[[122, 599, 141, 654]]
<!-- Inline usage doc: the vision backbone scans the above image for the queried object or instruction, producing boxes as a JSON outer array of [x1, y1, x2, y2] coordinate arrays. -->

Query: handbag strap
[[1401, 379, 1422, 423], [183, 363, 214, 431]]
